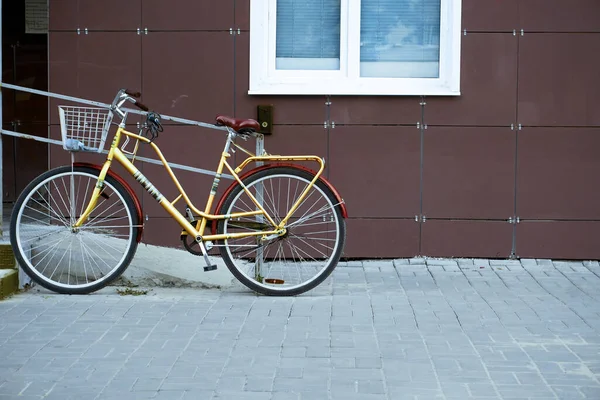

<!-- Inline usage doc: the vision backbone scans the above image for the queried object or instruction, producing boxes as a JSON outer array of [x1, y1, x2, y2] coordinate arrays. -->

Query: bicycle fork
[[72, 154, 114, 230]]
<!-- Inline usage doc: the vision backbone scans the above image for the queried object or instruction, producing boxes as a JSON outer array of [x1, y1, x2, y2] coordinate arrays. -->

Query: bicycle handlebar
[[133, 100, 149, 112], [115, 89, 149, 112], [124, 89, 141, 98]]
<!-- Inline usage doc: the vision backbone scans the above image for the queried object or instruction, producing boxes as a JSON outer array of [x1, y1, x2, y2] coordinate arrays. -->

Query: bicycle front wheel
[[10, 166, 140, 294], [218, 167, 346, 296]]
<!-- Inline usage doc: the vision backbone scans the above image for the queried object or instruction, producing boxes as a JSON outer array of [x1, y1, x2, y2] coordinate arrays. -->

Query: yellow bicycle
[[10, 89, 347, 296]]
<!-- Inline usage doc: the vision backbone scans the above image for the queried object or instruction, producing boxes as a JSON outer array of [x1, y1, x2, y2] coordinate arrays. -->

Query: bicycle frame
[[73, 122, 326, 245]]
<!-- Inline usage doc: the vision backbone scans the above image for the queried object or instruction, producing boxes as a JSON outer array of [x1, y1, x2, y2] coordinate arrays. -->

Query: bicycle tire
[[10, 166, 140, 294], [217, 166, 346, 296]]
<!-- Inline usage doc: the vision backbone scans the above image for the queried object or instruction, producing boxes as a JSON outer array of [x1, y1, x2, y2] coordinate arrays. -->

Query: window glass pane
[[360, 0, 440, 78], [276, 0, 341, 70]]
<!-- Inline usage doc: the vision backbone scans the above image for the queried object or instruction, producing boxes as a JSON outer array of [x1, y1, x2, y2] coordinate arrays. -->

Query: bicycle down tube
[[73, 124, 327, 244]]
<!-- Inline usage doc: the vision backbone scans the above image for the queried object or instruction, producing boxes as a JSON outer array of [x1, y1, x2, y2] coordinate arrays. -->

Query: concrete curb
[[0, 243, 18, 300], [0, 243, 15, 269], [0, 269, 18, 300], [119, 243, 236, 289]]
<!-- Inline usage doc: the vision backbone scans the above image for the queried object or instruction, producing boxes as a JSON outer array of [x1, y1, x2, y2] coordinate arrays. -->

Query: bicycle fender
[[74, 162, 144, 243], [211, 164, 348, 234]]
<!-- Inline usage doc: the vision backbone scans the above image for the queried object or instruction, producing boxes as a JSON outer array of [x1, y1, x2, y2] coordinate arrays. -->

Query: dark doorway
[[2, 0, 48, 203]]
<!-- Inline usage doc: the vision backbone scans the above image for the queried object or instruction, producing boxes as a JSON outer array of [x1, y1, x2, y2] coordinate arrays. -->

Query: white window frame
[[249, 0, 462, 96]]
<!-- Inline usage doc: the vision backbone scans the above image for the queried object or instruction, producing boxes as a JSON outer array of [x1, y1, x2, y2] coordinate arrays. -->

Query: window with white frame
[[249, 0, 462, 96]]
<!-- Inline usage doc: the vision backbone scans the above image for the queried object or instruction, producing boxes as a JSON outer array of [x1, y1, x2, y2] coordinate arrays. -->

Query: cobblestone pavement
[[1, 258, 600, 399]]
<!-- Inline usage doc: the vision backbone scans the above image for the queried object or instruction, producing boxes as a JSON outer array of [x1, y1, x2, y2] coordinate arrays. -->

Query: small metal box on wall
[[257, 105, 273, 135]]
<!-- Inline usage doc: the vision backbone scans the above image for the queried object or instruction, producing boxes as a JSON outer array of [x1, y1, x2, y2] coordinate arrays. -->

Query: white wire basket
[[58, 106, 113, 152]]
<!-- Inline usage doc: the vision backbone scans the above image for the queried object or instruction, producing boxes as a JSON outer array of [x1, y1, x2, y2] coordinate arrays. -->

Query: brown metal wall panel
[[344, 219, 419, 258], [137, 125, 229, 218], [142, 0, 233, 31], [517, 127, 600, 220], [329, 126, 420, 218], [519, 0, 600, 33], [51, 0, 142, 31], [142, 32, 234, 123], [330, 97, 421, 126], [427, 33, 518, 126], [78, 34, 141, 104], [49, 126, 63, 169], [423, 127, 515, 219], [235, 35, 326, 124], [519, 34, 600, 127], [79, 0, 141, 31], [48, 33, 142, 123], [462, 0, 518, 32], [517, 221, 600, 260], [260, 126, 327, 161], [139, 217, 184, 248], [48, 33, 78, 124], [49, 0, 78, 31], [235, 0, 250, 31], [421, 220, 513, 258]]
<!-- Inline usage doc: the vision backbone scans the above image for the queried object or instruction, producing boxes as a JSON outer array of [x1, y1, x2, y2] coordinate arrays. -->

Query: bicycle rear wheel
[[10, 166, 140, 294], [217, 166, 346, 296]]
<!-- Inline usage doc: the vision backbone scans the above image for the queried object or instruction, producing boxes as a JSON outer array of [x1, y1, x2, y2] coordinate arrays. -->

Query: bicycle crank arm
[[195, 237, 218, 272]]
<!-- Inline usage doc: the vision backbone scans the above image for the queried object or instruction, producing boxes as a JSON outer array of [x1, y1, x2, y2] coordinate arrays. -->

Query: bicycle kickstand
[[195, 237, 218, 272]]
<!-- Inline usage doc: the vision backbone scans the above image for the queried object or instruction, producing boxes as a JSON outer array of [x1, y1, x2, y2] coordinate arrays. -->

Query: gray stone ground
[[1, 258, 600, 400]]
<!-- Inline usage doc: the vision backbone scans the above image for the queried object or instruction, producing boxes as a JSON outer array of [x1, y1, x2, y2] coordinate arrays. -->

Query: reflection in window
[[276, 0, 341, 70], [361, 0, 441, 78]]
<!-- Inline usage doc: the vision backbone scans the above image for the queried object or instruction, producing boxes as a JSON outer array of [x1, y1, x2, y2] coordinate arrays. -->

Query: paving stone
[[0, 256, 598, 399], [489, 260, 522, 267], [426, 259, 459, 267]]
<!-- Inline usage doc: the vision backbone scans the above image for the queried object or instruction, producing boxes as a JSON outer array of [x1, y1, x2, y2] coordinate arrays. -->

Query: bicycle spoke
[[287, 202, 332, 228], [290, 234, 330, 259], [20, 210, 61, 227], [77, 235, 90, 284], [79, 175, 93, 218], [80, 231, 128, 257], [55, 179, 75, 222], [12, 168, 138, 293], [28, 236, 67, 257], [79, 236, 115, 270], [30, 194, 69, 227], [19, 227, 64, 244], [287, 188, 320, 222], [41, 234, 73, 281], [219, 168, 345, 295], [78, 222, 132, 230], [78, 236, 111, 282], [86, 200, 128, 227]]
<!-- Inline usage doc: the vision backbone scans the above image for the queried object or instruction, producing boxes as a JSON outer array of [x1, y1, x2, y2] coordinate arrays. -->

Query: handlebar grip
[[134, 100, 149, 112], [124, 89, 141, 98]]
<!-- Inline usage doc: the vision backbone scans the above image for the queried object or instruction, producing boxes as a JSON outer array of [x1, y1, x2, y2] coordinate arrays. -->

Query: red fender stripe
[[74, 162, 144, 243], [211, 164, 348, 234]]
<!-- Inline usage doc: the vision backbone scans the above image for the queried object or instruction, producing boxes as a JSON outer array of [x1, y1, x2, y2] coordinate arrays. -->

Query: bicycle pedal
[[203, 265, 218, 272]]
